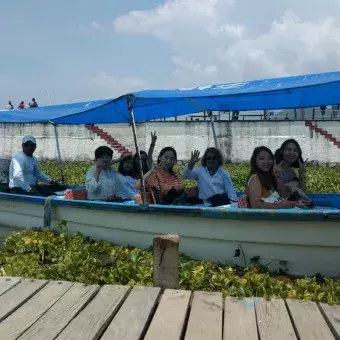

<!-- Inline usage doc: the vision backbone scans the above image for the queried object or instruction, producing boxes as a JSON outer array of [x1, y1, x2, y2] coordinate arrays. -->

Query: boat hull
[[0, 193, 340, 277]]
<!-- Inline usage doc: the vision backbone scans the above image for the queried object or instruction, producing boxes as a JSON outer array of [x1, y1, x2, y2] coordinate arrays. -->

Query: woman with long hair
[[241, 146, 308, 209], [135, 146, 186, 205], [183, 147, 237, 206], [114, 155, 140, 200], [274, 139, 310, 202]]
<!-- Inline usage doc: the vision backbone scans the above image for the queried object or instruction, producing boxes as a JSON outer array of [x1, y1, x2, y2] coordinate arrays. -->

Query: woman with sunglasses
[[183, 147, 238, 207]]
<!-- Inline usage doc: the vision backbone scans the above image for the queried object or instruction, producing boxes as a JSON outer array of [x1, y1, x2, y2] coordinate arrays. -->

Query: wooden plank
[[255, 298, 296, 340], [319, 303, 340, 339], [0, 276, 21, 297], [184, 291, 223, 340], [56, 284, 130, 340], [286, 299, 335, 340], [0, 278, 48, 322], [224, 297, 258, 340], [0, 280, 73, 340], [18, 283, 100, 340], [101, 286, 161, 340], [144, 289, 191, 340]]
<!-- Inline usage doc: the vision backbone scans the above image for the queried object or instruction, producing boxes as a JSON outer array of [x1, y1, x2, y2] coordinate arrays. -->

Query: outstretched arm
[[147, 131, 157, 169]]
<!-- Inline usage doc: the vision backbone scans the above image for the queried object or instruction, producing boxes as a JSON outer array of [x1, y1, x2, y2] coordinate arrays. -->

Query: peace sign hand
[[151, 161, 162, 172], [298, 158, 308, 177], [190, 150, 200, 164], [151, 131, 157, 144], [273, 160, 283, 178]]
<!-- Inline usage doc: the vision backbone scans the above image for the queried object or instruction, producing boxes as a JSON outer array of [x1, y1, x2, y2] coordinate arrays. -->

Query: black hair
[[118, 155, 134, 176], [157, 147, 177, 174], [133, 151, 149, 178], [249, 146, 277, 190], [94, 146, 113, 160], [201, 147, 223, 167], [275, 139, 303, 168]]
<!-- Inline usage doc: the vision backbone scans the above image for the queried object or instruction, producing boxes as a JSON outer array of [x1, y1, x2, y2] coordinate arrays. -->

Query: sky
[[2, 0, 340, 107]]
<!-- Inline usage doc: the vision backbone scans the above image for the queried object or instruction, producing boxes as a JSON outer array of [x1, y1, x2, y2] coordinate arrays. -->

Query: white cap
[[22, 135, 36, 144]]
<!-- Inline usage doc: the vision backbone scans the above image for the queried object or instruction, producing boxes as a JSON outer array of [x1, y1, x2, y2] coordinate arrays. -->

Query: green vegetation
[[1, 229, 339, 304], [16, 160, 336, 303], [40, 160, 340, 193]]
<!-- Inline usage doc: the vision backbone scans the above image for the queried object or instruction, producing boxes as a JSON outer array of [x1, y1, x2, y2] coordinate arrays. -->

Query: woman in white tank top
[[240, 146, 309, 209]]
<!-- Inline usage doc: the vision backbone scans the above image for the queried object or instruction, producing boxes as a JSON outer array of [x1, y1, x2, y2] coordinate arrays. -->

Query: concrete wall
[[0, 121, 339, 163]]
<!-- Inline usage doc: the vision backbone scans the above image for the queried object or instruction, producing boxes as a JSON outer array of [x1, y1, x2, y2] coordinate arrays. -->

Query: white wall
[[0, 121, 339, 163]]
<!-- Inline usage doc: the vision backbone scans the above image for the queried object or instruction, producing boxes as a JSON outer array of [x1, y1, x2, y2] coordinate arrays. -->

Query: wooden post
[[153, 234, 180, 289]]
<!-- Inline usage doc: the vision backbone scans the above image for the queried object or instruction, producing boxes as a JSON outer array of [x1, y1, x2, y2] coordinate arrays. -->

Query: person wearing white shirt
[[85, 146, 118, 201], [183, 147, 238, 206], [114, 155, 139, 200], [5, 101, 13, 110], [9, 135, 57, 196]]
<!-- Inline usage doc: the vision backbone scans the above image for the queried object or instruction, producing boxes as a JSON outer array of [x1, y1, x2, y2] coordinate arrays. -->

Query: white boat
[[1, 71, 340, 277], [0, 192, 339, 277]]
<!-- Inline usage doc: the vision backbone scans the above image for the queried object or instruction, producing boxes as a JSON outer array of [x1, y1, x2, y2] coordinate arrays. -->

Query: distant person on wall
[[18, 101, 25, 109], [29, 98, 38, 108], [9, 135, 58, 196], [5, 101, 13, 110]]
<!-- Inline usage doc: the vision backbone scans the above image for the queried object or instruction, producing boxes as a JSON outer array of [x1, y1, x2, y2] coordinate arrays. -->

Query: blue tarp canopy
[[1, 71, 340, 124]]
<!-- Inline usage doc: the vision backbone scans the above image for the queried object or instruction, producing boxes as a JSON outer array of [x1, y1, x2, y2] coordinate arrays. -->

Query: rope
[[44, 195, 55, 228]]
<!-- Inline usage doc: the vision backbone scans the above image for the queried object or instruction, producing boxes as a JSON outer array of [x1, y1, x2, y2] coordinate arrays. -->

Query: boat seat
[[64, 189, 87, 200]]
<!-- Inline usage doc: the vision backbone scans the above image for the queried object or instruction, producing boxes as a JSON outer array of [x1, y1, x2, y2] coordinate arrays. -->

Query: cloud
[[172, 56, 217, 76], [88, 71, 147, 97], [90, 21, 103, 30], [78, 21, 104, 30], [114, 0, 340, 86]]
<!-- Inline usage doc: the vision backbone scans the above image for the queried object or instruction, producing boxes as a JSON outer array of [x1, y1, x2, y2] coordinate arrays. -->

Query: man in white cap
[[9, 135, 58, 196]]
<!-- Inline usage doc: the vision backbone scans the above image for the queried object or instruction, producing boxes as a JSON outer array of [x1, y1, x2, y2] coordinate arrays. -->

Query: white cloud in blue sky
[[2, 0, 340, 107]]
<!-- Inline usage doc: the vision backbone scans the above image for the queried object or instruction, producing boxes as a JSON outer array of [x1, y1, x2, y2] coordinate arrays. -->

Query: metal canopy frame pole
[[207, 111, 218, 148], [52, 123, 65, 183], [46, 88, 65, 183], [185, 98, 219, 149], [127, 95, 146, 203]]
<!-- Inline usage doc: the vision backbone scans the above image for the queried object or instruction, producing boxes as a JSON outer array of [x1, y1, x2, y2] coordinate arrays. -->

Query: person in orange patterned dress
[[135, 147, 186, 205]]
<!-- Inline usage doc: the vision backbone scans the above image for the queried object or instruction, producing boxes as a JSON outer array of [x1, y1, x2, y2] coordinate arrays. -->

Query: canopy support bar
[[185, 98, 219, 149], [207, 111, 218, 148], [52, 124, 65, 183], [127, 95, 146, 204]]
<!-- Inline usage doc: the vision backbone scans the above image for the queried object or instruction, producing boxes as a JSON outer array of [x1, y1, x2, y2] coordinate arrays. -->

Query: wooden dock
[[0, 276, 339, 340]]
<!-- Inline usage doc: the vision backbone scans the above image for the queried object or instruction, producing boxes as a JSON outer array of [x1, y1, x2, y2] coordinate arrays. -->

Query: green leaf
[[129, 252, 138, 263]]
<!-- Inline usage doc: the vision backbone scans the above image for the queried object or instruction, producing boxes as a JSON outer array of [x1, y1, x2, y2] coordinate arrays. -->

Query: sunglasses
[[206, 156, 218, 161], [23, 142, 36, 147]]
